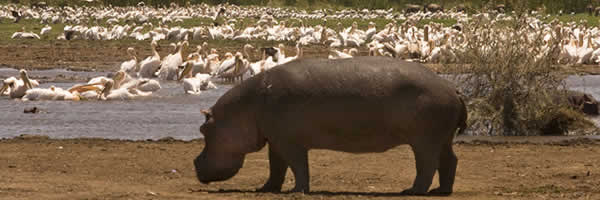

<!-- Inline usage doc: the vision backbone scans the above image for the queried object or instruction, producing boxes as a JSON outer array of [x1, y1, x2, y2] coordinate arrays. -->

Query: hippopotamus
[[194, 57, 468, 195]]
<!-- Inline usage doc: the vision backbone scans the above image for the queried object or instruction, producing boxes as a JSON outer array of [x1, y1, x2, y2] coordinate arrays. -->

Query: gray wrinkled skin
[[194, 57, 468, 195]]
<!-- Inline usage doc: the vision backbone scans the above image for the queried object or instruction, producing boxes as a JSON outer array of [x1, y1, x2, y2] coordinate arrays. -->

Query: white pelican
[[249, 52, 278, 76], [242, 44, 255, 61], [205, 48, 221, 74], [99, 80, 152, 101], [138, 40, 161, 78], [182, 73, 217, 95], [22, 86, 81, 101], [87, 71, 128, 89], [329, 48, 357, 59], [383, 41, 409, 58], [278, 43, 303, 65], [40, 25, 52, 36], [157, 41, 188, 80], [179, 53, 206, 79], [365, 22, 377, 41], [135, 79, 161, 92], [0, 69, 39, 99], [12, 27, 41, 39], [218, 52, 250, 82], [67, 83, 105, 100], [66, 71, 128, 100], [186, 45, 207, 74], [215, 52, 235, 76], [119, 78, 161, 92], [120, 47, 138, 77]]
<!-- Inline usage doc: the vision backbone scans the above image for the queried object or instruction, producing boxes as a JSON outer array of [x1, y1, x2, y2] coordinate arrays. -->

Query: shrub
[[450, 10, 593, 136]]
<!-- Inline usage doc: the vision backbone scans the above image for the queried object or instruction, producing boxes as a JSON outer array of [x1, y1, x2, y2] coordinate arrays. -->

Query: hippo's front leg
[[257, 145, 288, 192]]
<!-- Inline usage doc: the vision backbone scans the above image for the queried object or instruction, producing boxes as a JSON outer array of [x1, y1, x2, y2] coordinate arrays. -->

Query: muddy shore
[[3, 41, 600, 75], [0, 136, 598, 200]]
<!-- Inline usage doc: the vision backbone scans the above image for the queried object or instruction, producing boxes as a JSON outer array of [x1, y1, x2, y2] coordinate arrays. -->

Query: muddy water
[[0, 69, 598, 141]]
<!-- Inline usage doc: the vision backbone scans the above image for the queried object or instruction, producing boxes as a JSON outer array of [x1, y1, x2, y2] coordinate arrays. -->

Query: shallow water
[[564, 75, 600, 99], [0, 76, 232, 140], [0, 70, 599, 141]]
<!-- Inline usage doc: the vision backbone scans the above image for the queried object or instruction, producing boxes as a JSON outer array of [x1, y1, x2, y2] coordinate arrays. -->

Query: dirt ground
[[0, 136, 598, 200]]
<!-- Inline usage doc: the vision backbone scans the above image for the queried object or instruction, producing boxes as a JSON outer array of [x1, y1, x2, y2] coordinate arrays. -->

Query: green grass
[[544, 13, 600, 27], [0, 18, 66, 42], [0, 15, 455, 46]]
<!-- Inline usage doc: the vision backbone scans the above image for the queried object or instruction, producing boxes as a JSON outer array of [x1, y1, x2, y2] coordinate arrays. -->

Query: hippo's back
[[258, 56, 455, 101]]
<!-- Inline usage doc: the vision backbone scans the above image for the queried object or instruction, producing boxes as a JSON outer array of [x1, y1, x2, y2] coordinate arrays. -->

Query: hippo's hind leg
[[402, 141, 442, 195], [257, 145, 289, 192], [429, 142, 458, 195]]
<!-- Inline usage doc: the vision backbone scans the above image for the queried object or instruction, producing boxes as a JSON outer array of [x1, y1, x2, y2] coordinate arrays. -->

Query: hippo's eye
[[204, 113, 212, 122]]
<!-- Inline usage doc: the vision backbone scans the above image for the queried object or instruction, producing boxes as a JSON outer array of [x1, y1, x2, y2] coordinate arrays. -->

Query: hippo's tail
[[455, 92, 468, 136]]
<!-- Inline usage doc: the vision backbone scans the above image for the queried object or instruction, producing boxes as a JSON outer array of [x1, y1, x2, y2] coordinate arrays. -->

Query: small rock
[[17, 134, 50, 140], [570, 175, 578, 179], [146, 190, 158, 196], [157, 137, 176, 142], [586, 171, 591, 176], [8, 165, 16, 168], [24, 107, 39, 114]]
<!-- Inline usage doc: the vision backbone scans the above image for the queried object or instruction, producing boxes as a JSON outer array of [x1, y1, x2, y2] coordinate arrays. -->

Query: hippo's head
[[194, 103, 266, 184]]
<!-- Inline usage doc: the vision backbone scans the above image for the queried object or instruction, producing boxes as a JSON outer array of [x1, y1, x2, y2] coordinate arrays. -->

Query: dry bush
[[450, 14, 593, 136]]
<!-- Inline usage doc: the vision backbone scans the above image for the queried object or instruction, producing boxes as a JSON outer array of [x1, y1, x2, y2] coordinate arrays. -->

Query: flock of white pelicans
[[5, 4, 600, 101], [6, 3, 600, 64]]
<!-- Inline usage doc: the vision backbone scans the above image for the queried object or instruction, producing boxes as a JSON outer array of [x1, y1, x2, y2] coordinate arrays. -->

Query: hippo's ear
[[201, 109, 212, 121]]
